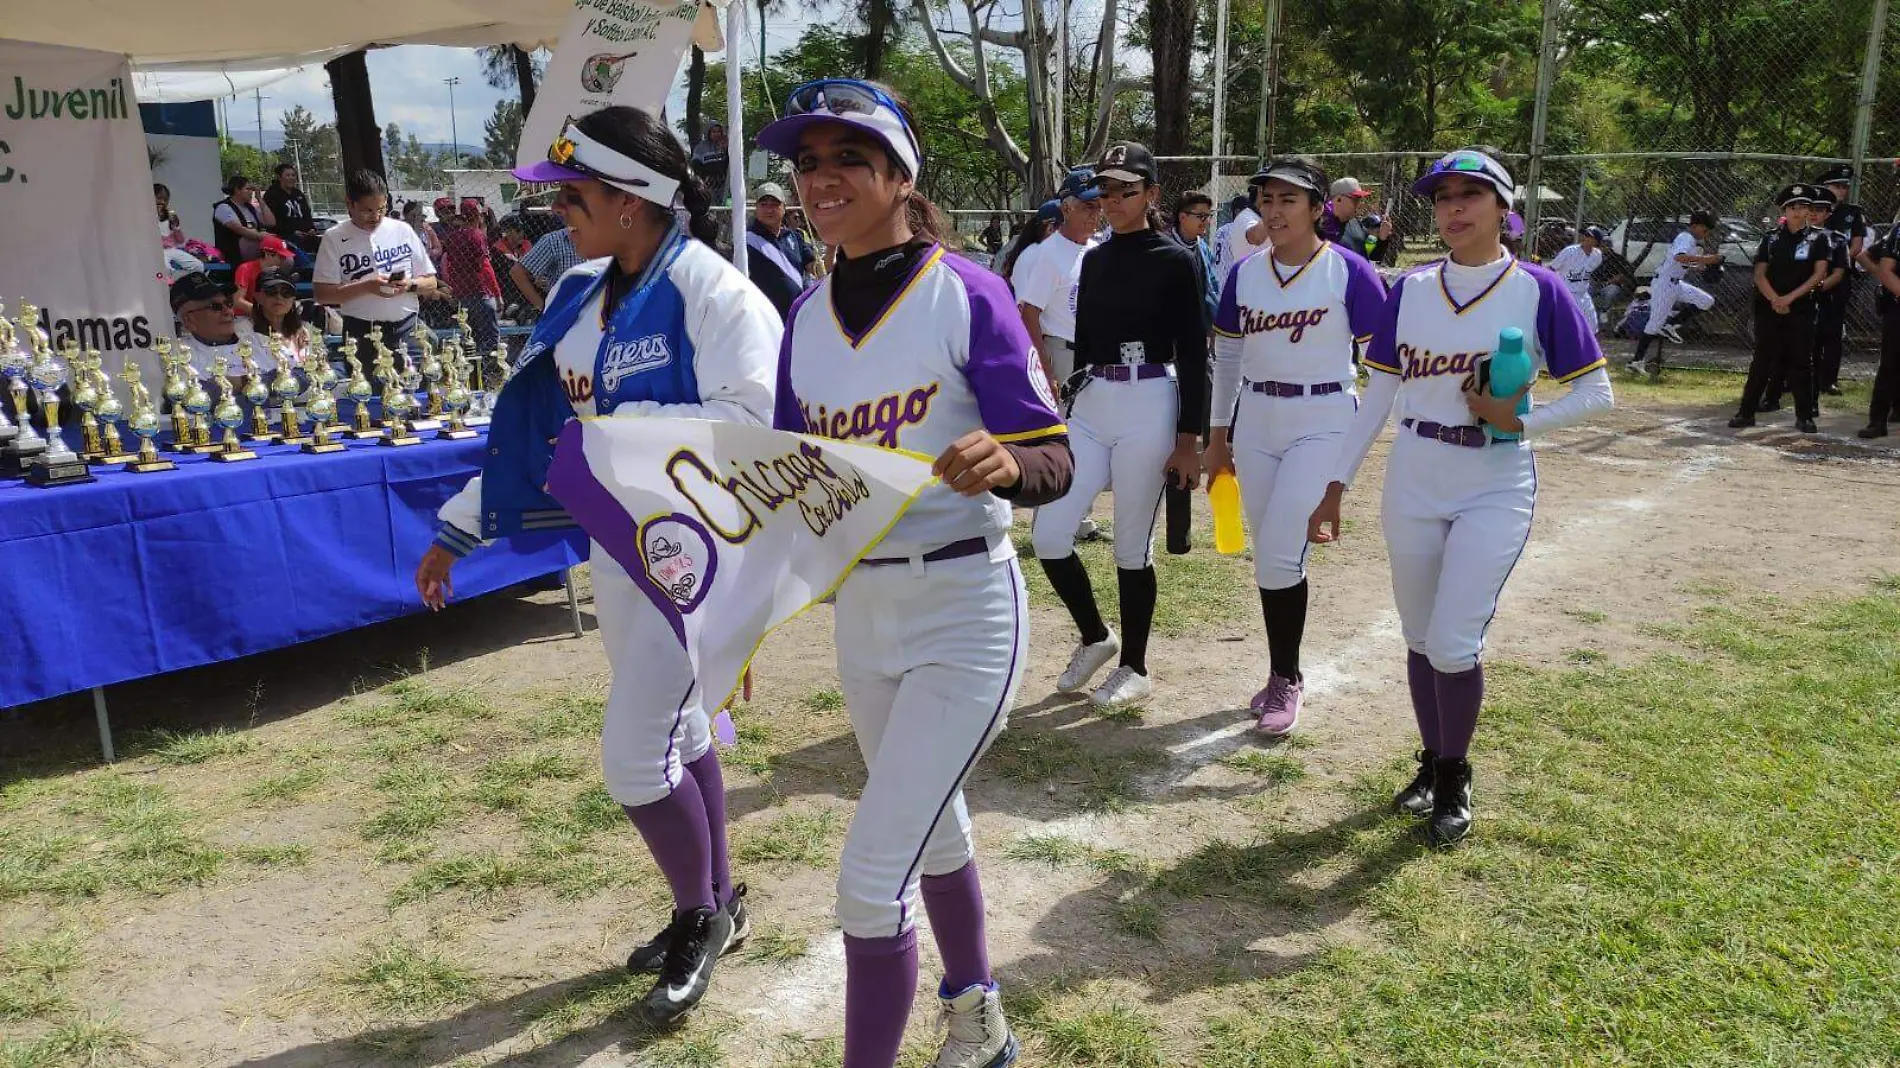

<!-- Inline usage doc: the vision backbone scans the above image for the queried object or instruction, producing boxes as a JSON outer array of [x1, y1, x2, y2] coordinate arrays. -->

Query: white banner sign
[[546, 417, 937, 713], [0, 39, 172, 390], [516, 0, 703, 170]]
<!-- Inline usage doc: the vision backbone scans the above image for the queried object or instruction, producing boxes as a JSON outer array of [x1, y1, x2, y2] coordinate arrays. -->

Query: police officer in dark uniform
[[1731, 184, 1831, 434], [1860, 225, 1900, 438], [1813, 166, 1872, 395]]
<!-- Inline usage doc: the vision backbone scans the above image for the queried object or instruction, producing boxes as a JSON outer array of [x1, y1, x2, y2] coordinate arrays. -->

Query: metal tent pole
[[727, 0, 749, 272]]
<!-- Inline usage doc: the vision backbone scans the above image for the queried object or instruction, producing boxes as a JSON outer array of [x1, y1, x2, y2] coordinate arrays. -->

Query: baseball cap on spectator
[[169, 270, 232, 311], [1035, 199, 1061, 223], [458, 197, 485, 218], [1582, 224, 1608, 242], [255, 267, 299, 296], [432, 196, 455, 217], [1330, 177, 1372, 199], [258, 235, 295, 260], [1057, 168, 1102, 202], [1411, 148, 1516, 203], [1252, 159, 1327, 194], [1093, 143, 1156, 185], [754, 181, 790, 205]]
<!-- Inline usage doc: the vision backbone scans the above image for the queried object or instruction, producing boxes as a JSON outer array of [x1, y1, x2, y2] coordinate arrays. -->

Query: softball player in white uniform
[[759, 79, 1072, 1068], [1310, 149, 1612, 847], [1547, 225, 1605, 329], [415, 107, 781, 1023], [1203, 158, 1387, 737], [1630, 213, 1720, 376]]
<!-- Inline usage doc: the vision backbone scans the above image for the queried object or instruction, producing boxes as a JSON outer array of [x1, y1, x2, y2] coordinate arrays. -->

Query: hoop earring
[[618, 214, 635, 230]]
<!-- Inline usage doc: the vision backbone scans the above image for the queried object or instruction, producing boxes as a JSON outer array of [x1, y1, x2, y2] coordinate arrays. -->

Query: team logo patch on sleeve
[[1030, 351, 1060, 410]]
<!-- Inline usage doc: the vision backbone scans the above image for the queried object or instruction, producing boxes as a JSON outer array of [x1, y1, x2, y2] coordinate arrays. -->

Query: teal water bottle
[[1486, 327, 1534, 442]]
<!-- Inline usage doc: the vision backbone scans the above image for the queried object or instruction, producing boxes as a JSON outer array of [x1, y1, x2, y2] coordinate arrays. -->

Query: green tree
[[477, 45, 545, 113], [218, 136, 275, 186], [277, 105, 344, 202], [482, 99, 526, 168]]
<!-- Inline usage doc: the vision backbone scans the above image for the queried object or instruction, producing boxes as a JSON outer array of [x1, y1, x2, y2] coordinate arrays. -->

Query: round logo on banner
[[640, 513, 719, 613]]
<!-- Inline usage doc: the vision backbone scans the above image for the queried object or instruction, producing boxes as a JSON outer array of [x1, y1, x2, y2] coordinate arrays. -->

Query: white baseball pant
[[1031, 373, 1177, 570], [832, 550, 1028, 938], [592, 545, 713, 807], [1379, 435, 1537, 673], [1231, 388, 1355, 590], [1041, 334, 1076, 389], [1644, 278, 1715, 335]]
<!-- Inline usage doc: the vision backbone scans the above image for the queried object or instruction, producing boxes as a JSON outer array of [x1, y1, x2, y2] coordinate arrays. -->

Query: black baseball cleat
[[640, 905, 735, 1027], [1822, 385, 1844, 396], [1798, 418, 1819, 434], [1727, 415, 1756, 429], [627, 883, 750, 975], [1858, 424, 1888, 440], [1427, 757, 1473, 848], [1393, 748, 1437, 818], [1757, 399, 1782, 413]]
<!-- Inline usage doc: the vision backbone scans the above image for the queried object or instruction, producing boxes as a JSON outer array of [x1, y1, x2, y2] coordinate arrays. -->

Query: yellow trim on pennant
[[1363, 358, 1403, 375], [1552, 356, 1607, 384], [831, 246, 947, 350], [1354, 333, 1375, 344], [993, 424, 1068, 444]]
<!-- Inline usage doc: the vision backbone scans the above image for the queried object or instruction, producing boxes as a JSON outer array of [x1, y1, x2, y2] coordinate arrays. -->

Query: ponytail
[[677, 173, 720, 246], [905, 189, 949, 244]]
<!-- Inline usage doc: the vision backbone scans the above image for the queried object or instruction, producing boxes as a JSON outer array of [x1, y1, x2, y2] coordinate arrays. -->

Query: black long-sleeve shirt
[[1072, 228, 1210, 435]]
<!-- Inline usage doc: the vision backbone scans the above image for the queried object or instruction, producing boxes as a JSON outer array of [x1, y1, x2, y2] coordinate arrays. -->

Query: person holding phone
[[314, 169, 438, 377], [1031, 141, 1209, 709]]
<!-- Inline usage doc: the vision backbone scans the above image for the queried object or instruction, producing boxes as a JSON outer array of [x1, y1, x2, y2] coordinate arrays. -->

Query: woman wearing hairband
[[1309, 148, 1612, 847], [758, 79, 1072, 1068], [413, 106, 783, 1024]]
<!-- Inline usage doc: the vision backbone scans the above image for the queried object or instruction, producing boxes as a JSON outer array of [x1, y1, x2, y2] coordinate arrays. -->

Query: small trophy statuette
[[378, 354, 422, 447], [25, 329, 94, 487], [409, 322, 444, 430], [0, 300, 19, 449], [179, 351, 215, 453], [271, 337, 311, 445], [341, 334, 378, 438], [207, 354, 257, 462], [237, 337, 278, 443], [94, 352, 136, 464], [156, 336, 193, 451], [68, 345, 105, 460], [120, 360, 174, 473], [436, 339, 478, 441], [2, 301, 48, 476], [300, 346, 346, 454]]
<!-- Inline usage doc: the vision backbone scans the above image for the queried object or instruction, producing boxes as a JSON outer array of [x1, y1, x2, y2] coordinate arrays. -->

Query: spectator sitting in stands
[[233, 235, 297, 317], [213, 175, 277, 265], [247, 266, 311, 374], [508, 224, 582, 312], [265, 163, 321, 252], [156, 183, 188, 250], [171, 271, 260, 372]]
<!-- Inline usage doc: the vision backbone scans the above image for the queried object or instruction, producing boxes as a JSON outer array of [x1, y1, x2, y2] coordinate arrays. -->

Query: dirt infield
[[4, 377, 1898, 1067]]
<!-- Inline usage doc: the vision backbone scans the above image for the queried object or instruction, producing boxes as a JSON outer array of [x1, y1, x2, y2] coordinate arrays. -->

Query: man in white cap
[[743, 181, 821, 317]]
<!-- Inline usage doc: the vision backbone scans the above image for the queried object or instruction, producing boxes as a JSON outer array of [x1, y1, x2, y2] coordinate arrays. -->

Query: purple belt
[[862, 536, 990, 567], [1402, 418, 1507, 448], [1090, 364, 1170, 382], [1248, 380, 1345, 397]]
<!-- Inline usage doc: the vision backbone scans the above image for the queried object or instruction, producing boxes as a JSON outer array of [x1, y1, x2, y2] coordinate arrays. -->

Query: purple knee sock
[[1407, 651, 1441, 752], [1433, 664, 1484, 760], [684, 749, 733, 906], [622, 772, 716, 914], [921, 861, 991, 993], [843, 929, 919, 1068]]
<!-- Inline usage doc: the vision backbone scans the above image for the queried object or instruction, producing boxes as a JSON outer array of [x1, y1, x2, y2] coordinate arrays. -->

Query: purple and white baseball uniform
[[1334, 254, 1611, 672], [777, 243, 1066, 940], [1212, 241, 1386, 591]]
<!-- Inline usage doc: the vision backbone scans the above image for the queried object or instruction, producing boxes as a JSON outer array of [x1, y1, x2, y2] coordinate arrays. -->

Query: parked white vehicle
[[1606, 216, 1762, 280]]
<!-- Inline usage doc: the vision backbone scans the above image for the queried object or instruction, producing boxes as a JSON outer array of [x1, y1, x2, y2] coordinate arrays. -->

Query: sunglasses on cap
[[547, 118, 653, 192], [783, 79, 921, 161], [1428, 151, 1509, 180], [260, 282, 297, 297]]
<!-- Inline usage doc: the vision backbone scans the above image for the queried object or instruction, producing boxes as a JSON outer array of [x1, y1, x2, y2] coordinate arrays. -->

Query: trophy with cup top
[[270, 336, 311, 445], [237, 337, 278, 443], [24, 329, 94, 487], [339, 334, 377, 438], [436, 338, 478, 441], [2, 302, 48, 476], [0, 300, 20, 451], [93, 351, 137, 465], [300, 345, 347, 454], [120, 360, 175, 473], [206, 354, 257, 462]]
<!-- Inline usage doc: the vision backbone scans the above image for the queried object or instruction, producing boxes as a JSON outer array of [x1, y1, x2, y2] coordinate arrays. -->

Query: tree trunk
[[325, 50, 385, 180], [512, 47, 538, 114], [686, 45, 706, 145], [1148, 0, 1197, 194], [864, 0, 893, 77]]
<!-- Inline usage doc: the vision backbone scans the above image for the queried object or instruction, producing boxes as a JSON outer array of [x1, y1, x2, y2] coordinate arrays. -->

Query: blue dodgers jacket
[[433, 223, 783, 558]]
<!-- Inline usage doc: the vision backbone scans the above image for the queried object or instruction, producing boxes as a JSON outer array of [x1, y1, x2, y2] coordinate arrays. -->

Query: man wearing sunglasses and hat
[[1730, 184, 1832, 433], [171, 271, 263, 372]]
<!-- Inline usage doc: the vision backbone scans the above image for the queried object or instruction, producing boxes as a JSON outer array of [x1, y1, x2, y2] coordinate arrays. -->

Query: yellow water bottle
[[1209, 471, 1246, 555]]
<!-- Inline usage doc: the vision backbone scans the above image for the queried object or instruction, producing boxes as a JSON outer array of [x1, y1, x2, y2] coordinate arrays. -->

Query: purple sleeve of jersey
[[1212, 260, 1244, 337], [1338, 246, 1388, 341], [1361, 272, 1407, 375], [772, 287, 820, 432], [1525, 263, 1607, 383], [945, 254, 1067, 443]]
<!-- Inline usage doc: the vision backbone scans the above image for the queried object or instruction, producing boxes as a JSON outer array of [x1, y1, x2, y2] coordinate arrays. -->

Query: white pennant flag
[[546, 418, 937, 714]]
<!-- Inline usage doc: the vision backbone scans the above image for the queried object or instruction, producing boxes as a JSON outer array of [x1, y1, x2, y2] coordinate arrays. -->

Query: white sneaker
[[1057, 632, 1119, 694], [1076, 517, 1111, 543], [929, 982, 1019, 1068], [1659, 324, 1684, 344], [1090, 665, 1153, 709]]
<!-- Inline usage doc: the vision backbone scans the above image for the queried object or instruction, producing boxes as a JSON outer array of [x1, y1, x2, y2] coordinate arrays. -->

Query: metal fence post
[[1211, 0, 1231, 190], [1523, 0, 1564, 241], [1850, 0, 1890, 199]]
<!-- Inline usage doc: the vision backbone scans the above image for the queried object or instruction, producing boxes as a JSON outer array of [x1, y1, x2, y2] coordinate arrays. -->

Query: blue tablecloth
[[0, 429, 587, 708]]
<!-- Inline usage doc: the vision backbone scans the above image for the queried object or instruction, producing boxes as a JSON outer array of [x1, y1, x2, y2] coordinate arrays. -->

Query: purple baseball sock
[[843, 928, 919, 1068], [684, 749, 733, 907], [1407, 650, 1441, 751], [1433, 664, 1484, 760], [622, 772, 716, 915], [921, 860, 991, 993]]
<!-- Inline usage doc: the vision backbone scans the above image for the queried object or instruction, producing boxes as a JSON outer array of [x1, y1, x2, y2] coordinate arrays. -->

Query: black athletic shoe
[[1427, 758, 1473, 849], [1798, 419, 1819, 434], [1393, 748, 1437, 818], [628, 884, 750, 974], [1858, 424, 1888, 440], [641, 905, 735, 1026], [1822, 385, 1844, 396], [1757, 399, 1782, 413], [1727, 415, 1756, 429]]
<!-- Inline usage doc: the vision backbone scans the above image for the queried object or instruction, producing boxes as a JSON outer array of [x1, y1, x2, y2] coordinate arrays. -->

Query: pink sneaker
[[1251, 675, 1302, 736]]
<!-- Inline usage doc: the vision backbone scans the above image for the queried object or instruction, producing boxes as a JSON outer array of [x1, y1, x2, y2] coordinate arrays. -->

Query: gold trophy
[[409, 320, 444, 430], [0, 300, 19, 452], [178, 349, 216, 453], [93, 353, 137, 465], [67, 344, 105, 460], [270, 337, 311, 445], [340, 334, 377, 438], [237, 337, 278, 443], [436, 338, 478, 441], [120, 360, 175, 473], [300, 345, 347, 454], [207, 354, 257, 462], [378, 345, 422, 447], [156, 337, 193, 451], [24, 326, 95, 486]]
